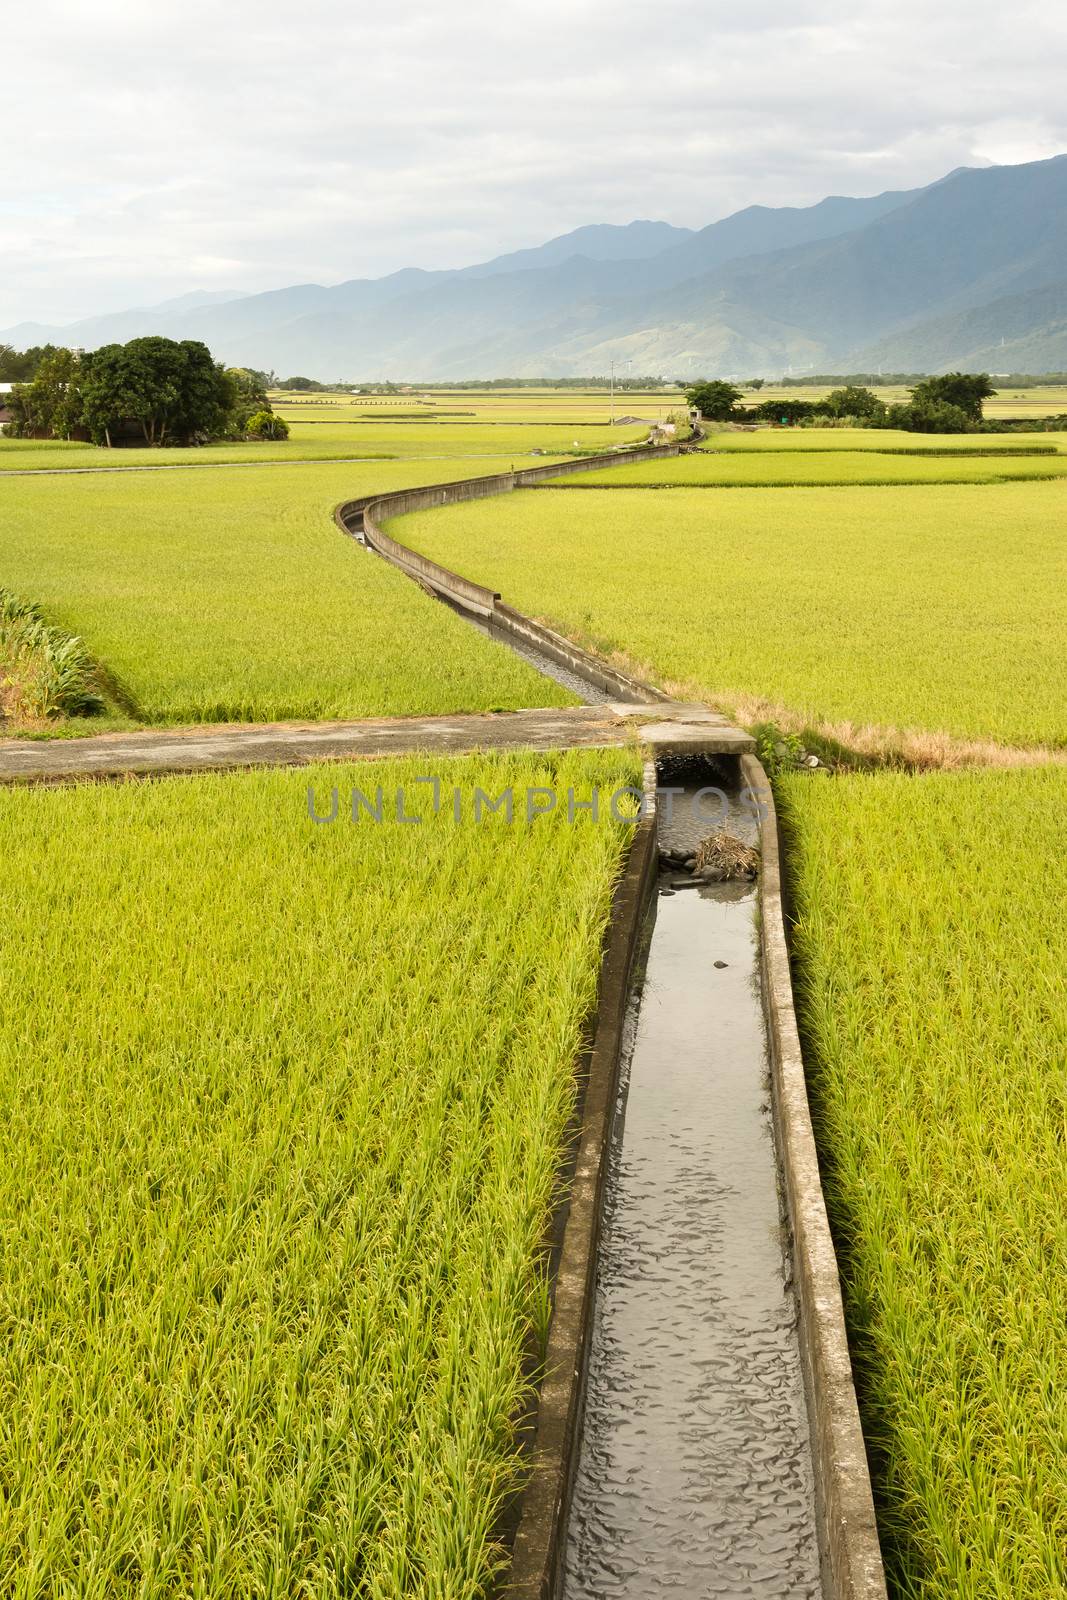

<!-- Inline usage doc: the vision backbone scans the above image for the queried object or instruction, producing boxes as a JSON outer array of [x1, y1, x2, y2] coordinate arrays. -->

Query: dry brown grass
[[694, 828, 760, 878], [589, 639, 1067, 771]]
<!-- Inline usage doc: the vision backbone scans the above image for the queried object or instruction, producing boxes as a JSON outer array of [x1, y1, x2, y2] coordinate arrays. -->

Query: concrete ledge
[[493, 603, 667, 705], [741, 754, 888, 1600], [506, 816, 658, 1599], [337, 441, 681, 635], [0, 704, 751, 785]]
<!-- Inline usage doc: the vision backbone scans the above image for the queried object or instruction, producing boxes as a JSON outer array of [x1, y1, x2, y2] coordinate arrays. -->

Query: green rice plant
[[0, 748, 639, 1596], [0, 461, 575, 727], [0, 419, 644, 474], [0, 587, 103, 720], [553, 449, 1067, 488], [778, 767, 1067, 1599], [700, 427, 1067, 452], [389, 480, 1067, 749]]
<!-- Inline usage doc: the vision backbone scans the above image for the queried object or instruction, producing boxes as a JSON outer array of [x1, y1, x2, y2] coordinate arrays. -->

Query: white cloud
[[2, 0, 1065, 325]]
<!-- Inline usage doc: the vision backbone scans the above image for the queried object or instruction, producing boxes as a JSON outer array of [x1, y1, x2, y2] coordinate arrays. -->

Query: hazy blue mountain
[[0, 288, 250, 352], [4, 157, 1066, 376], [850, 277, 1067, 374], [689, 156, 1067, 356], [460, 220, 695, 278], [645, 184, 927, 287]]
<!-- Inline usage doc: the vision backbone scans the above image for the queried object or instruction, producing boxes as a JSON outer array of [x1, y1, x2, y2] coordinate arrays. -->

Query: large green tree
[[0, 343, 63, 383], [80, 338, 233, 446], [824, 384, 886, 420], [685, 380, 743, 421], [4, 349, 85, 438], [909, 372, 995, 423]]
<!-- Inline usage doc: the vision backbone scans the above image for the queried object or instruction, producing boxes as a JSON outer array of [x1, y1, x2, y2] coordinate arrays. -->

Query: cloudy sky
[[3, 0, 1065, 328]]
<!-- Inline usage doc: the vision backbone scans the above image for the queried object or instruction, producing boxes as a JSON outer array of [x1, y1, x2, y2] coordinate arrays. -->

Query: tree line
[[685, 374, 1030, 433], [2, 339, 288, 446]]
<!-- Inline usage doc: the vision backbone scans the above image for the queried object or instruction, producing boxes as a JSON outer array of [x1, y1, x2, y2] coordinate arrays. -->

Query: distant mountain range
[[5, 156, 1067, 378]]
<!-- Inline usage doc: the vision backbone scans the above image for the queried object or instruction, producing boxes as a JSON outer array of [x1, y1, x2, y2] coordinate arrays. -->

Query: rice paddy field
[[0, 460, 575, 728], [0, 748, 638, 1595], [268, 382, 1067, 422], [778, 767, 1067, 1600], [545, 447, 1067, 487], [270, 388, 683, 425], [4, 386, 1066, 1599], [0, 422, 645, 475], [385, 423, 1066, 1597], [701, 427, 1067, 450], [388, 479, 1067, 748]]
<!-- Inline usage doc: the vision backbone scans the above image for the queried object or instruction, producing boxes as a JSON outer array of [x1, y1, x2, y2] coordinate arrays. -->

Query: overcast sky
[[3, 0, 1066, 328]]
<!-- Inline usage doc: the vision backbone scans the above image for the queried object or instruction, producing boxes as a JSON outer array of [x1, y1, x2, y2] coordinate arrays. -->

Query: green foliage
[[750, 396, 821, 424], [780, 768, 1067, 1599], [752, 723, 804, 775], [885, 397, 977, 433], [685, 380, 743, 421], [244, 408, 290, 440], [277, 375, 328, 391], [4, 349, 85, 439], [823, 384, 886, 421], [910, 371, 995, 421], [223, 366, 271, 429], [0, 749, 637, 1593], [5, 339, 277, 448], [80, 337, 234, 446], [0, 588, 103, 719], [0, 342, 62, 383], [0, 415, 643, 470], [879, 374, 996, 433]]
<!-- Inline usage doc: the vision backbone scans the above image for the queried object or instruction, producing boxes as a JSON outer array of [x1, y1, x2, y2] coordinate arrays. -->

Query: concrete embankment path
[[0, 702, 751, 784]]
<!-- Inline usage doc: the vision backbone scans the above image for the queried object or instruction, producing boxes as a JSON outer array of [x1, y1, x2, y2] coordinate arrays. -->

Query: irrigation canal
[[0, 464, 844, 1595], [562, 758, 820, 1598], [415, 536, 824, 1593]]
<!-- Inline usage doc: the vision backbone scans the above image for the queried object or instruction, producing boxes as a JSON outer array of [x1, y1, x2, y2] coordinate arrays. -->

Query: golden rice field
[[702, 427, 1067, 450], [780, 767, 1067, 1600], [387, 479, 1067, 749], [0, 460, 574, 729], [0, 421, 644, 474], [549, 447, 1067, 487], [4, 387, 1065, 1600], [0, 749, 638, 1596]]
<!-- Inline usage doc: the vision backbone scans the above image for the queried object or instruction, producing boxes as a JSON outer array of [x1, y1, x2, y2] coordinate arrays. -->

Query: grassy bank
[[0, 749, 639, 1595], [778, 767, 1067, 1599], [389, 480, 1067, 748], [0, 461, 573, 727]]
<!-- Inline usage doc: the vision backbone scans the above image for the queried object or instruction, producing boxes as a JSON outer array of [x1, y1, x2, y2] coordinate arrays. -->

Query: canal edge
[[742, 752, 888, 1600], [506, 808, 658, 1600]]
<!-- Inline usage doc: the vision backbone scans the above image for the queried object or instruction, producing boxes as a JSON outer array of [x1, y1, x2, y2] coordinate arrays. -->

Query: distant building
[[0, 382, 14, 431]]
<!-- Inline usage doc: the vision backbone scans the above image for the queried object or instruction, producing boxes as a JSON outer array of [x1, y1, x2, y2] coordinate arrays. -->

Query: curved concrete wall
[[336, 441, 679, 698], [336, 445, 888, 1600]]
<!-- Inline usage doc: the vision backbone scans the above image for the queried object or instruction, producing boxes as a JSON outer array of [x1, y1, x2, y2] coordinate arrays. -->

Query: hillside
[[4, 156, 1066, 377]]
